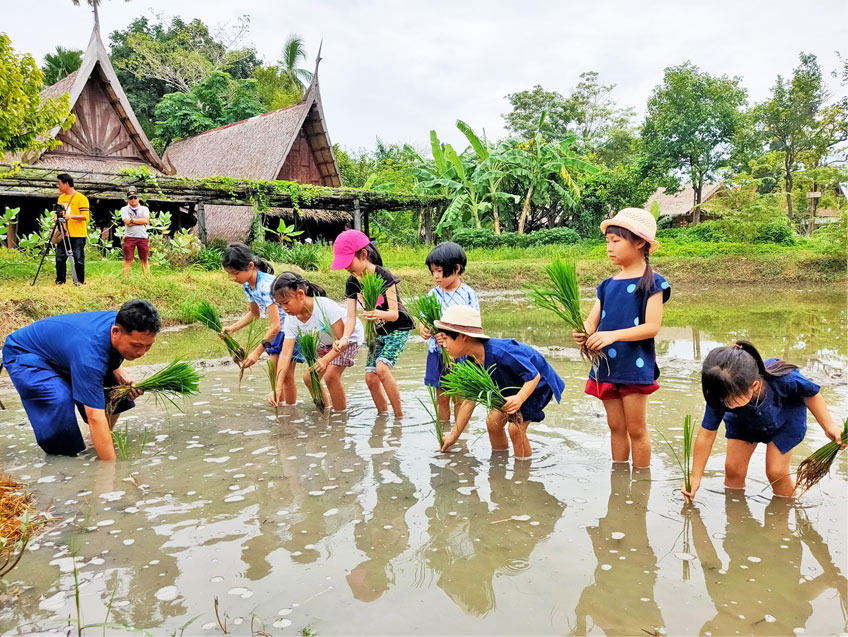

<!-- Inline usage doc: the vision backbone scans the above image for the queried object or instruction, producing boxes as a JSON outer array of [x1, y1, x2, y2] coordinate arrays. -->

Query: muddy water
[[1, 285, 846, 635]]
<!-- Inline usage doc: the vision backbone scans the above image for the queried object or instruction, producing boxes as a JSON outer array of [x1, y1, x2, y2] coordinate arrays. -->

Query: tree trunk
[[518, 185, 534, 234], [492, 202, 501, 235], [691, 180, 702, 226], [784, 157, 794, 222], [809, 180, 818, 237]]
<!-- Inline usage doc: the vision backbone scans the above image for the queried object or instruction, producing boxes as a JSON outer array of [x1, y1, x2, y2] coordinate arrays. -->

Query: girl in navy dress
[[573, 208, 670, 468], [683, 341, 844, 500]]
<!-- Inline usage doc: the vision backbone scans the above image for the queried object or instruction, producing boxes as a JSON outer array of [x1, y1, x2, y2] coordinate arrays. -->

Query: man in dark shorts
[[120, 189, 151, 276], [1, 300, 161, 461]]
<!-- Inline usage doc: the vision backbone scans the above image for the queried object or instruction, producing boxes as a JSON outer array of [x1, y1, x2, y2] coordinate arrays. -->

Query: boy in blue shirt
[[2, 300, 161, 460], [434, 306, 564, 459]]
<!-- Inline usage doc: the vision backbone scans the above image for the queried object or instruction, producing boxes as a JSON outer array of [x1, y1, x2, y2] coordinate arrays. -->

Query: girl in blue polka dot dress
[[573, 208, 670, 468], [682, 340, 844, 501]]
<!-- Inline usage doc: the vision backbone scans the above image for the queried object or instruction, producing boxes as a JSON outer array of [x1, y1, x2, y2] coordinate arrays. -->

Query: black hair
[[222, 242, 273, 274], [425, 241, 467, 276], [115, 299, 161, 334], [605, 225, 653, 293], [701, 340, 798, 409], [57, 173, 74, 187], [356, 241, 383, 267], [272, 271, 327, 299], [437, 328, 460, 341]]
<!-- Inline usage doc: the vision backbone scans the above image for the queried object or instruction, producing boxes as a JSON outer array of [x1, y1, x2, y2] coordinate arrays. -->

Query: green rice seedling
[[410, 294, 453, 371], [106, 360, 201, 419], [441, 361, 521, 424], [111, 423, 130, 461], [298, 329, 325, 412], [658, 414, 695, 496], [359, 271, 388, 357], [528, 258, 606, 373], [266, 358, 279, 418], [795, 418, 847, 495], [188, 300, 246, 365], [418, 385, 445, 446]]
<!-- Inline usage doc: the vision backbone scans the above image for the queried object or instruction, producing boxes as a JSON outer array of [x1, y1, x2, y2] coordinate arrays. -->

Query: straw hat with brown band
[[433, 306, 491, 340]]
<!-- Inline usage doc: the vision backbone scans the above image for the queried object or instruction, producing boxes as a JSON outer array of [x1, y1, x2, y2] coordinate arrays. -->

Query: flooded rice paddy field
[[0, 284, 846, 635]]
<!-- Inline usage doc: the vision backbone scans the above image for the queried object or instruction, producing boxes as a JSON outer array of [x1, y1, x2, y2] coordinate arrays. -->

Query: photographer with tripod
[[55, 173, 90, 285]]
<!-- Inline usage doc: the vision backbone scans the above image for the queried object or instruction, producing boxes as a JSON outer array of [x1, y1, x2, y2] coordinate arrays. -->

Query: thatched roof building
[[162, 73, 346, 242], [644, 183, 724, 225]]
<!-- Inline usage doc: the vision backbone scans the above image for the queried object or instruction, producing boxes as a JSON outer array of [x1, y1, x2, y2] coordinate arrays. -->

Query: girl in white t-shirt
[[271, 271, 364, 411]]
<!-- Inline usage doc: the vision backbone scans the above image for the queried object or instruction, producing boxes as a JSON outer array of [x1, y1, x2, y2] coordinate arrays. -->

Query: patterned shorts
[[366, 330, 410, 373], [318, 342, 360, 368]]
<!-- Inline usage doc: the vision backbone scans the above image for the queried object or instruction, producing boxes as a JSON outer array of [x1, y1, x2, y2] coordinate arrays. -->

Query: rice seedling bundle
[[188, 300, 246, 365], [106, 360, 201, 418], [418, 385, 445, 446], [528, 259, 606, 372], [359, 272, 388, 358], [441, 361, 521, 424], [266, 358, 279, 418], [794, 418, 847, 495], [658, 414, 695, 496], [410, 294, 453, 371], [298, 329, 325, 412]]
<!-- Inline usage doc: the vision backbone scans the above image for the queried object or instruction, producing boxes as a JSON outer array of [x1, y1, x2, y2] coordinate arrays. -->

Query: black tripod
[[32, 215, 79, 286]]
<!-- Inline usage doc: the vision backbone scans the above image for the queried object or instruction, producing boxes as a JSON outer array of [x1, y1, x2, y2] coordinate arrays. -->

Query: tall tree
[[642, 61, 746, 224], [569, 71, 636, 159], [503, 85, 575, 140], [0, 34, 74, 159], [279, 34, 312, 92], [41, 46, 83, 86]]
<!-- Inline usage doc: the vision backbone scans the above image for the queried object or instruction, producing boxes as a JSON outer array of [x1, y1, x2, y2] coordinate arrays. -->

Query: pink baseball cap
[[331, 229, 371, 270]]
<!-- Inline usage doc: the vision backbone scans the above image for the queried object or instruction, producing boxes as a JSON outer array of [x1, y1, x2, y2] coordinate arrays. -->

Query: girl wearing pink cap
[[573, 208, 670, 469], [331, 230, 414, 418]]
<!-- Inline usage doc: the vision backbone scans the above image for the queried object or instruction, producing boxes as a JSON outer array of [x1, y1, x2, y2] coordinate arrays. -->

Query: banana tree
[[503, 112, 599, 233], [456, 120, 517, 234]]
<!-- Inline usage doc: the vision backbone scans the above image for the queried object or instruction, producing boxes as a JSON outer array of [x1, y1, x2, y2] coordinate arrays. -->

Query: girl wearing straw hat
[[573, 208, 670, 469], [435, 306, 564, 459]]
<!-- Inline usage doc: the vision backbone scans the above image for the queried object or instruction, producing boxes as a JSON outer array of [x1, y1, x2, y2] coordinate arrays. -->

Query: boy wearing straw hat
[[434, 306, 564, 459]]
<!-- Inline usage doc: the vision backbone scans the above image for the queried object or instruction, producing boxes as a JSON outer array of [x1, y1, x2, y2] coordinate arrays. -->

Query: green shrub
[[194, 247, 223, 271], [452, 227, 580, 249], [251, 240, 321, 270], [207, 237, 229, 252], [252, 240, 287, 263]]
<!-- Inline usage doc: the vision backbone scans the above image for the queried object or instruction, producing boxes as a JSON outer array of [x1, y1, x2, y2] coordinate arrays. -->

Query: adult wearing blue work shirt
[[2, 300, 161, 461]]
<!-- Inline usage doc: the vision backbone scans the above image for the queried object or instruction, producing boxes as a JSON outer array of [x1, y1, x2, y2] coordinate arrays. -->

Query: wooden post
[[196, 202, 207, 245], [353, 198, 361, 231], [423, 205, 433, 244], [7, 221, 16, 249], [364, 209, 371, 237]]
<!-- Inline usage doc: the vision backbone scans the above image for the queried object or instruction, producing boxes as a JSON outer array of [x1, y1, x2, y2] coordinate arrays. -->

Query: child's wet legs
[[375, 361, 403, 418], [323, 365, 347, 411], [602, 398, 630, 462], [281, 361, 297, 404], [724, 439, 756, 489], [487, 409, 509, 451], [622, 393, 651, 468], [508, 418, 531, 458], [765, 442, 795, 497], [365, 370, 389, 412], [436, 388, 451, 422]]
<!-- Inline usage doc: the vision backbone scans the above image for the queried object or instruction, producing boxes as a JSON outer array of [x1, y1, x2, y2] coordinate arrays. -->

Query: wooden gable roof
[[162, 74, 341, 187], [35, 25, 165, 174]]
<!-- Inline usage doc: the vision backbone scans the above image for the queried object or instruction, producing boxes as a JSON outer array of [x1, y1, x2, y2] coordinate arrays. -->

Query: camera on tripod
[[51, 203, 66, 215]]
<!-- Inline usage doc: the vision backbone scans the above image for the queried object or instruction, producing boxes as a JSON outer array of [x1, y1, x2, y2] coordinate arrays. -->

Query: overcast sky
[[5, 1, 848, 153]]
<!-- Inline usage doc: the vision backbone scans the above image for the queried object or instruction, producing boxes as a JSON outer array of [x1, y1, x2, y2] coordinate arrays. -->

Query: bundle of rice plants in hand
[[794, 418, 847, 496], [418, 385, 445, 447], [528, 259, 606, 373], [658, 414, 695, 498], [266, 358, 279, 418], [106, 360, 201, 419], [441, 361, 521, 425], [359, 271, 388, 358], [298, 329, 325, 412], [410, 294, 453, 371], [188, 300, 246, 365]]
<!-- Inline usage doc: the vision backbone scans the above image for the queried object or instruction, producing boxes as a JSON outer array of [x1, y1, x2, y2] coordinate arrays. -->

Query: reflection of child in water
[[573, 464, 665, 635], [423, 458, 565, 616], [690, 493, 847, 636]]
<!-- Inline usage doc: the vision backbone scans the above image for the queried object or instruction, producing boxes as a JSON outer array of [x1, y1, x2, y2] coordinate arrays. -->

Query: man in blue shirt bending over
[[2, 300, 161, 461]]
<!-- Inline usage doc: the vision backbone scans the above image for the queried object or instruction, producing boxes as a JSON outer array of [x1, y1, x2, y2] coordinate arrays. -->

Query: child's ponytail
[[362, 242, 383, 267], [222, 242, 274, 275], [701, 340, 797, 408], [272, 271, 327, 299]]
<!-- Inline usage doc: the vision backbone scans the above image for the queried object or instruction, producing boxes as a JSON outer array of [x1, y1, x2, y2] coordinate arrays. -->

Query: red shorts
[[123, 237, 149, 261], [585, 379, 660, 400]]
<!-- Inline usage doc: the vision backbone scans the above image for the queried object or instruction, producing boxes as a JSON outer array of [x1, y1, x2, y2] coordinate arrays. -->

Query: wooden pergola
[[0, 164, 445, 244]]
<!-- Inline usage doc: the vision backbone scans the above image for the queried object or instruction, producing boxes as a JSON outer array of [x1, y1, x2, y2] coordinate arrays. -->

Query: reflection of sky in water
[[0, 284, 846, 635]]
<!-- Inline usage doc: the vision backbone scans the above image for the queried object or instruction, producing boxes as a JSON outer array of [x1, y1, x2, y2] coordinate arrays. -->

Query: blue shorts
[[514, 385, 554, 423], [264, 332, 305, 363], [424, 350, 466, 388], [4, 358, 134, 456], [724, 421, 807, 454]]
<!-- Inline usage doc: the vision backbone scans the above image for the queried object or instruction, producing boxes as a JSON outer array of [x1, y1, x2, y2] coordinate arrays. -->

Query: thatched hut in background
[[644, 183, 724, 227], [162, 73, 347, 243]]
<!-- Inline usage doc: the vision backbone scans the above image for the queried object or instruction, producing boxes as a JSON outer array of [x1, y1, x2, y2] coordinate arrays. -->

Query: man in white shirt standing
[[120, 189, 151, 276]]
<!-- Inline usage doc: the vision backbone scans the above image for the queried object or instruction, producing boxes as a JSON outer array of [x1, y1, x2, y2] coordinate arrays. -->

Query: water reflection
[[572, 464, 664, 635], [691, 494, 848, 635], [422, 457, 565, 616]]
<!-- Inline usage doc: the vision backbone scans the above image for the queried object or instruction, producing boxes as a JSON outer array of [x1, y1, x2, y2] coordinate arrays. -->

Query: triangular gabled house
[[162, 73, 344, 241], [31, 25, 165, 174]]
